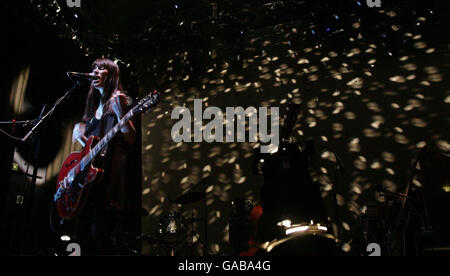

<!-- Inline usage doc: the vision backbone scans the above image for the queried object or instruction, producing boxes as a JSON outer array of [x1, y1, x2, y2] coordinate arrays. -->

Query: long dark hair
[[82, 58, 123, 122]]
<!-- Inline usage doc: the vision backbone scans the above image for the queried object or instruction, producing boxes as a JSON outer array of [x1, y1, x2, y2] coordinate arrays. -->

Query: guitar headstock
[[133, 90, 161, 115]]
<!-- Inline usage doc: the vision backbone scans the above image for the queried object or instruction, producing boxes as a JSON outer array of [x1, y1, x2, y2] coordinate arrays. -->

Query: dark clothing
[[85, 113, 130, 212], [259, 142, 328, 241], [74, 110, 134, 255]]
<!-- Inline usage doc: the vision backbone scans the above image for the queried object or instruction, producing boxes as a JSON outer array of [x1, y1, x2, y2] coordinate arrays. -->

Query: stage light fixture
[[60, 235, 71, 241]]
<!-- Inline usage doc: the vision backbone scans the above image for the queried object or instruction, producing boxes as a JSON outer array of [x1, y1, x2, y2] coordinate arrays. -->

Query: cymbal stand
[[185, 213, 196, 256], [332, 152, 345, 246], [183, 226, 215, 256], [170, 177, 214, 256], [193, 178, 213, 255], [186, 178, 214, 256], [202, 177, 208, 256]]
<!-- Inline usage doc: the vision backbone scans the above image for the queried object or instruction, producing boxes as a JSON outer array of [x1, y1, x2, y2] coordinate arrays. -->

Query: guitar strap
[[100, 113, 118, 157], [99, 112, 130, 159], [85, 115, 112, 159]]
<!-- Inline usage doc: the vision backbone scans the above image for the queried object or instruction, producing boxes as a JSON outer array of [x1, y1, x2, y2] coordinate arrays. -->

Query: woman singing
[[71, 58, 136, 255]]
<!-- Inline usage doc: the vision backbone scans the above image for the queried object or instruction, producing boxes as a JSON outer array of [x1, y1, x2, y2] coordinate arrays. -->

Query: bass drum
[[257, 223, 339, 256], [155, 212, 187, 245]]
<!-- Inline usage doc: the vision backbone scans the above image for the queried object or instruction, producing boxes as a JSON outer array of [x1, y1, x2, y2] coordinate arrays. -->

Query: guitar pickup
[[65, 159, 78, 168]]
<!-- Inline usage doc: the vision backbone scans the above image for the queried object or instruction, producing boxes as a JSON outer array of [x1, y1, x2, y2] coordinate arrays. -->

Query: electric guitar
[[53, 91, 160, 219]]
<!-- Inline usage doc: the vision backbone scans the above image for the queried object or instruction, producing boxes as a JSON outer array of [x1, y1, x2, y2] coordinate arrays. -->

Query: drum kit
[[140, 103, 341, 256], [229, 197, 339, 256], [142, 101, 450, 256], [259, 221, 338, 256], [140, 181, 213, 256], [143, 195, 339, 256], [114, 145, 450, 256]]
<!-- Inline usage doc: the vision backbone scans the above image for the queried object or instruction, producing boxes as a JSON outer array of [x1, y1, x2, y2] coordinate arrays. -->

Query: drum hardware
[[283, 221, 329, 236], [331, 152, 345, 244], [182, 215, 215, 256], [137, 207, 149, 217], [143, 209, 211, 256], [389, 146, 450, 256], [303, 150, 346, 247], [184, 217, 202, 224], [143, 177, 213, 256], [170, 177, 213, 256], [230, 198, 254, 217], [259, 220, 337, 256], [229, 198, 255, 255], [255, 101, 331, 242], [365, 146, 450, 256], [171, 177, 209, 205], [136, 234, 160, 244], [155, 211, 188, 245], [358, 186, 406, 256], [109, 230, 141, 255], [174, 192, 205, 205], [142, 211, 188, 256]]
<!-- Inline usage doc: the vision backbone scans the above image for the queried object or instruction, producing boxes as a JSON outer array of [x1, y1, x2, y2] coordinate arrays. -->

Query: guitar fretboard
[[72, 110, 134, 176]]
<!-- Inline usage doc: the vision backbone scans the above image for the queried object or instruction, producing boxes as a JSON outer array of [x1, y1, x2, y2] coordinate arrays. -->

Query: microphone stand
[[13, 79, 82, 254], [0, 120, 37, 128], [0, 119, 35, 254], [21, 80, 82, 143], [18, 104, 46, 255]]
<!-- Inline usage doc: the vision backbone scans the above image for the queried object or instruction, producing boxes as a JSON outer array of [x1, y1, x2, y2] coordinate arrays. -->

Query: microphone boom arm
[[22, 80, 82, 143]]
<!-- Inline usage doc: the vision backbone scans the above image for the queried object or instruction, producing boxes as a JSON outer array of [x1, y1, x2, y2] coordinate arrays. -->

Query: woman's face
[[91, 64, 109, 88]]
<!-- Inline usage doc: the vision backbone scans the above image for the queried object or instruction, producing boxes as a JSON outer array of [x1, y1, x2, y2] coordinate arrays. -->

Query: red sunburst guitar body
[[55, 136, 104, 219]]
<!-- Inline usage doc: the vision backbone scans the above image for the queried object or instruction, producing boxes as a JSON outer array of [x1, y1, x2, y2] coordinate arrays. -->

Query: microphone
[[66, 72, 99, 80]]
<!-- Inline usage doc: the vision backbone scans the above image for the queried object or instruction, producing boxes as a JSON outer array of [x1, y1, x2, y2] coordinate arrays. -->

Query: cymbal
[[175, 192, 205, 204], [184, 217, 203, 224], [137, 207, 149, 217], [130, 207, 149, 217]]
